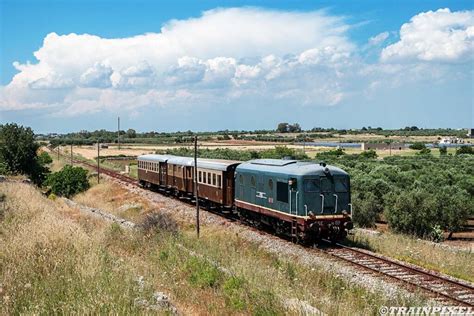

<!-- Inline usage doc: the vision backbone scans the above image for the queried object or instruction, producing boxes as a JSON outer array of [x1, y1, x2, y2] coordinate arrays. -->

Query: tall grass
[[347, 230, 474, 282], [1, 181, 428, 315]]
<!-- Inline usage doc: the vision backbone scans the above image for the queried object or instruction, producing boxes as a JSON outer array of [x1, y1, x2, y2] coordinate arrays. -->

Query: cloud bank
[[1, 7, 473, 118]]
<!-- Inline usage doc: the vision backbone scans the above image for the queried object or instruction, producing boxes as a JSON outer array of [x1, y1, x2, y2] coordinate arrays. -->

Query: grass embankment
[[0, 181, 427, 314], [347, 231, 474, 282]]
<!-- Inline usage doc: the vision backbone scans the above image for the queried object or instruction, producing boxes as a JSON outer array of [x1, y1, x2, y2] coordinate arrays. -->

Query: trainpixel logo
[[379, 306, 473, 315]]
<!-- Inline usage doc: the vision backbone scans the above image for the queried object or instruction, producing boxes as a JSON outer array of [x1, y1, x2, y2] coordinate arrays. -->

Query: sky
[[0, 0, 473, 133]]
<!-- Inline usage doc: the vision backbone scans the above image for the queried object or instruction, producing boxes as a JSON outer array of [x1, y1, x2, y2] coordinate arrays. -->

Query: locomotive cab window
[[304, 179, 320, 192], [250, 176, 256, 188], [239, 174, 243, 184], [335, 178, 349, 193], [276, 181, 289, 203], [320, 177, 332, 192]]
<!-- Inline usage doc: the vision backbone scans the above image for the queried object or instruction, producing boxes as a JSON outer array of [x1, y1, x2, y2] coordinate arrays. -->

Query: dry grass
[[0, 182, 147, 314], [73, 180, 156, 222], [348, 230, 474, 282], [0, 180, 427, 314]]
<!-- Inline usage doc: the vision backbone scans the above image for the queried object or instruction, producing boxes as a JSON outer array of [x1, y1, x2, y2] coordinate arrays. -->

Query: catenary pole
[[194, 135, 200, 238]]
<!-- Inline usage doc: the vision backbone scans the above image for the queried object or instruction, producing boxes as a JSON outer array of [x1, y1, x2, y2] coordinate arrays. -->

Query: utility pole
[[97, 141, 100, 184], [194, 135, 200, 238], [70, 143, 73, 165], [117, 116, 121, 150]]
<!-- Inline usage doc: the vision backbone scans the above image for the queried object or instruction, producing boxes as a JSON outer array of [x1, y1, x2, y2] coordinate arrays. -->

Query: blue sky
[[0, 0, 473, 133]]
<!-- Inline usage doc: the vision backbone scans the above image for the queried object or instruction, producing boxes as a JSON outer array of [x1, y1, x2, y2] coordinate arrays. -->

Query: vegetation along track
[[65, 154, 474, 307]]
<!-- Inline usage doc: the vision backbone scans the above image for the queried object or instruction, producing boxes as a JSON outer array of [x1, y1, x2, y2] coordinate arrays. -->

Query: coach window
[[276, 181, 289, 203], [207, 172, 212, 185], [217, 175, 222, 187], [250, 176, 256, 188], [213, 174, 216, 186], [199, 171, 202, 183]]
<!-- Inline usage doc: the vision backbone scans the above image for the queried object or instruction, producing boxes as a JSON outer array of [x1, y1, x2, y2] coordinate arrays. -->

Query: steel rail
[[322, 241, 474, 307]]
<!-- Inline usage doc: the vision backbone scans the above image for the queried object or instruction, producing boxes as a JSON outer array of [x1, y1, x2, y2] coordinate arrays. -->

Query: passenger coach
[[138, 154, 240, 208]]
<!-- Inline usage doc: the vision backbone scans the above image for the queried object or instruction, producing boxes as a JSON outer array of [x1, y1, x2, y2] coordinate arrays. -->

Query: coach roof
[[139, 154, 241, 171], [138, 154, 176, 163]]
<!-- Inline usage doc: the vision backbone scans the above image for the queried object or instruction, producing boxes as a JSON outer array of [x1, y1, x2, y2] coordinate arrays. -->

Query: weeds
[[140, 212, 179, 235]]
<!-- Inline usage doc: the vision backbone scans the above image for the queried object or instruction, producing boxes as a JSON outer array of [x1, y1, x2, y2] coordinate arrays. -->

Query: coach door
[[160, 163, 167, 185]]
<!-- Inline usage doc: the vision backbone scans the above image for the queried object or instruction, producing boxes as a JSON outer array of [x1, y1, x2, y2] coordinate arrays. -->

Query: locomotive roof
[[138, 154, 240, 171], [236, 159, 348, 177]]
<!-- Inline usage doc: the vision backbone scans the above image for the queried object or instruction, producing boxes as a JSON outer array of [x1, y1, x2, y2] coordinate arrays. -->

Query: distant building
[[439, 137, 465, 144], [361, 142, 406, 151], [468, 128, 474, 138]]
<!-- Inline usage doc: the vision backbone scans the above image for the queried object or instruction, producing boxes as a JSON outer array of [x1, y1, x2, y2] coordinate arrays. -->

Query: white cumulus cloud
[[381, 8, 474, 62], [0, 7, 472, 119]]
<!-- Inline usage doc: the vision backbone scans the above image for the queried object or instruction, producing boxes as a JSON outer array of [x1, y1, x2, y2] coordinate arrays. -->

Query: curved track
[[63, 154, 474, 307], [321, 242, 474, 307]]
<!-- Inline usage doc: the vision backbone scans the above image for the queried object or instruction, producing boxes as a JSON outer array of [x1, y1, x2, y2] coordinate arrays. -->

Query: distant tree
[[46, 165, 89, 198], [276, 123, 289, 133], [359, 150, 378, 159], [126, 129, 137, 138], [361, 127, 368, 131], [456, 145, 473, 155], [417, 147, 432, 155], [409, 142, 425, 150], [288, 123, 302, 133], [439, 146, 447, 155]]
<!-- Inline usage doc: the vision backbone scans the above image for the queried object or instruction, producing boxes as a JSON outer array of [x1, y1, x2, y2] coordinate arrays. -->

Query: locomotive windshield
[[335, 177, 349, 193], [304, 179, 320, 192]]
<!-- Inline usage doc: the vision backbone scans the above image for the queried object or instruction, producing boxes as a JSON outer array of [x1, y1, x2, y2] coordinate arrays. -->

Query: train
[[137, 154, 353, 243]]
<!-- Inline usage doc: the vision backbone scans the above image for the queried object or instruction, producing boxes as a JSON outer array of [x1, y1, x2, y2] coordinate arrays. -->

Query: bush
[[384, 189, 438, 237], [352, 192, 380, 228], [456, 146, 473, 155], [140, 212, 178, 235], [409, 142, 425, 150], [439, 146, 447, 155], [359, 150, 377, 159], [45, 165, 90, 198], [417, 147, 431, 155]]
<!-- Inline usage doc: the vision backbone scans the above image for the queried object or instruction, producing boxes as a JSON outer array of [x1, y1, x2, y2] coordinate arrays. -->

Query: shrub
[[352, 192, 380, 228], [439, 146, 447, 155], [456, 145, 473, 155], [45, 165, 89, 197], [359, 150, 377, 159], [384, 189, 438, 237], [140, 212, 178, 235], [417, 147, 432, 155], [409, 142, 425, 150]]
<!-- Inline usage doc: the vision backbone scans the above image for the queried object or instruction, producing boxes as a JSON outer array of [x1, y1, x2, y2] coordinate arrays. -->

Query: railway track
[[60, 153, 474, 307], [322, 242, 474, 307]]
